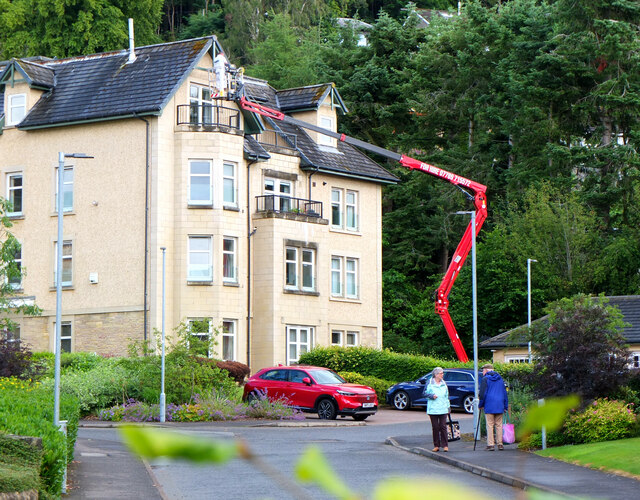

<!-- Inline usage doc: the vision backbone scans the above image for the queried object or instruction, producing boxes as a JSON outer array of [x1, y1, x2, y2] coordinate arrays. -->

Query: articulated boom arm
[[238, 97, 487, 362]]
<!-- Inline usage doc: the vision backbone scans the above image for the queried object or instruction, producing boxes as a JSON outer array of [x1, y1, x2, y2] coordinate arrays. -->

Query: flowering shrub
[[99, 390, 304, 422], [564, 398, 637, 444]]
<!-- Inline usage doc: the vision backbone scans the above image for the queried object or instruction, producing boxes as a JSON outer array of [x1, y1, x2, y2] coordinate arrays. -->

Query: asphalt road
[[136, 409, 519, 499]]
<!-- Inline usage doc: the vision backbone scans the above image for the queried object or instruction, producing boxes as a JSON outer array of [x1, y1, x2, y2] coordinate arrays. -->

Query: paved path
[[388, 434, 640, 499]]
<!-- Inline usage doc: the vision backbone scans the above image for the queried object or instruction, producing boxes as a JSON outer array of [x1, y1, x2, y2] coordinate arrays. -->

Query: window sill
[[284, 289, 320, 297], [188, 204, 213, 209], [187, 280, 213, 286], [223, 206, 240, 212], [49, 285, 75, 291], [329, 227, 361, 235], [50, 211, 76, 217], [329, 296, 361, 303], [7, 214, 24, 220], [223, 281, 239, 287]]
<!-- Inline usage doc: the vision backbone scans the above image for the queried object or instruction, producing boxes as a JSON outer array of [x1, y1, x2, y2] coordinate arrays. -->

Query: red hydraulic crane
[[239, 96, 487, 362]]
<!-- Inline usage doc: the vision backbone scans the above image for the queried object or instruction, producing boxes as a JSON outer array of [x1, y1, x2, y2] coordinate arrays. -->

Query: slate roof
[[2, 38, 213, 129], [277, 84, 348, 114], [243, 78, 398, 184], [244, 135, 271, 161], [15, 59, 55, 88], [480, 295, 640, 348]]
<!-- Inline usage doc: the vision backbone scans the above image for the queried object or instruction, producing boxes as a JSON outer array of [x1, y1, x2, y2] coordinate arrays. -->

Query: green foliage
[[0, 0, 163, 59], [0, 435, 42, 494], [295, 446, 354, 500], [564, 399, 637, 444], [531, 295, 631, 399], [60, 352, 105, 373], [338, 371, 394, 404], [298, 345, 519, 384], [517, 395, 580, 439], [0, 381, 80, 497], [39, 359, 133, 415], [0, 338, 43, 380]]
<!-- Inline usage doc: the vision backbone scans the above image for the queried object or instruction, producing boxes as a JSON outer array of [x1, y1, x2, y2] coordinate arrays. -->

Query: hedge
[[0, 378, 80, 499], [298, 346, 532, 388], [338, 371, 394, 405], [0, 434, 43, 494]]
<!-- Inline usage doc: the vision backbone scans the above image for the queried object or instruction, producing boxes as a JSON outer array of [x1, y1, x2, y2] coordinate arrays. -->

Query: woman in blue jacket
[[424, 367, 451, 452]]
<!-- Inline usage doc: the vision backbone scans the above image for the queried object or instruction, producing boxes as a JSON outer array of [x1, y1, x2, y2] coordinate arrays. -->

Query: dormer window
[[7, 94, 26, 126], [318, 116, 334, 147]]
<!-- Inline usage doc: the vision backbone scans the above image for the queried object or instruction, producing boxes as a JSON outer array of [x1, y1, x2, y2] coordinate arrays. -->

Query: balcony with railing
[[255, 129, 297, 150], [177, 104, 241, 131], [255, 194, 323, 220]]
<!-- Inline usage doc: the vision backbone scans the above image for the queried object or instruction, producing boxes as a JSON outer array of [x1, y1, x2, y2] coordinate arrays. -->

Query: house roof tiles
[[13, 38, 212, 128]]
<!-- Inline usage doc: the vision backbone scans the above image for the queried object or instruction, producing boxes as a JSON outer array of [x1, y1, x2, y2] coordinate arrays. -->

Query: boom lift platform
[[234, 91, 487, 362]]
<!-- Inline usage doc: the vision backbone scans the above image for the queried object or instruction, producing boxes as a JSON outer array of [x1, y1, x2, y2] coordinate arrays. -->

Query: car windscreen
[[308, 369, 345, 385]]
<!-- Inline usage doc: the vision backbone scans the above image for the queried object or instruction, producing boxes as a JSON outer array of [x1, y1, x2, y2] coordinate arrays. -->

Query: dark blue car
[[385, 368, 481, 413]]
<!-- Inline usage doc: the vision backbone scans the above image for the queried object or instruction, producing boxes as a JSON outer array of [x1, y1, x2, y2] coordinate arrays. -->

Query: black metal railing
[[255, 130, 297, 149], [177, 104, 241, 129], [256, 195, 323, 219]]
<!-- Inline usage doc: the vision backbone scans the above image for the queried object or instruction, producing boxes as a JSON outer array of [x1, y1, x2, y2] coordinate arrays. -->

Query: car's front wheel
[[317, 399, 338, 420], [463, 394, 474, 414], [392, 390, 410, 411]]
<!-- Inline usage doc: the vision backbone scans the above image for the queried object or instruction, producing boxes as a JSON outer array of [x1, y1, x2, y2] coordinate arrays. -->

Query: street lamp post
[[527, 258, 537, 363], [159, 246, 167, 422], [54, 152, 93, 428], [456, 210, 479, 437]]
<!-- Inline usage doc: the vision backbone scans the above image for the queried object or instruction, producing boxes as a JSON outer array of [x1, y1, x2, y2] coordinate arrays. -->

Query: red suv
[[243, 365, 378, 421]]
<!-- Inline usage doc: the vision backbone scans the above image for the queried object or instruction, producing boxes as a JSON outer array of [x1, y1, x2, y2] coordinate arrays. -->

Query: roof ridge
[[42, 37, 213, 66]]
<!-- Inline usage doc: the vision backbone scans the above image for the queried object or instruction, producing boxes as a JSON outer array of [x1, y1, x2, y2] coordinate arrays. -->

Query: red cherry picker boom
[[238, 96, 487, 362]]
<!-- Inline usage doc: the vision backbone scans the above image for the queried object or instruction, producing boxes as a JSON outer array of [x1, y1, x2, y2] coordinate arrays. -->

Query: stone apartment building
[[0, 36, 398, 370]]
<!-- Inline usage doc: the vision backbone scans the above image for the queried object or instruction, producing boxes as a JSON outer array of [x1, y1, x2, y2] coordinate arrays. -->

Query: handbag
[[446, 413, 461, 442], [502, 413, 516, 444]]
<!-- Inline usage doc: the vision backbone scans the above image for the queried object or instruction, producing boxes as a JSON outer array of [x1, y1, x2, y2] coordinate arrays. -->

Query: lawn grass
[[535, 437, 640, 478]]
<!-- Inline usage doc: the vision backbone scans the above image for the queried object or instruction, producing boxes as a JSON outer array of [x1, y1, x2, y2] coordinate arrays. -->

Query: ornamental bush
[[564, 398, 637, 444], [0, 434, 43, 494], [338, 371, 393, 404]]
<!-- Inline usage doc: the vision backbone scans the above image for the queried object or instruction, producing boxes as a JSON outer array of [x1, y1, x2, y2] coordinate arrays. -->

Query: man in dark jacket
[[478, 363, 509, 450]]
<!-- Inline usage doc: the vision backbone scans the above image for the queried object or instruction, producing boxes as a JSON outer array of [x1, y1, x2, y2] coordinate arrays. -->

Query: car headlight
[[337, 390, 357, 396]]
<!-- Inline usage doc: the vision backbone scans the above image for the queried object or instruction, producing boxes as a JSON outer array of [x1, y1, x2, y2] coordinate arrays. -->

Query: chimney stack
[[127, 18, 136, 64]]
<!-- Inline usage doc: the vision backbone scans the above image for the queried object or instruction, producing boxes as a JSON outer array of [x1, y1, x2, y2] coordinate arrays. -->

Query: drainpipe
[[246, 159, 257, 370], [136, 114, 150, 343], [308, 165, 319, 206]]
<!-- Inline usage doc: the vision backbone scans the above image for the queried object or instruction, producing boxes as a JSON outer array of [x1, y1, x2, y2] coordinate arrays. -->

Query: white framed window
[[222, 320, 236, 361], [629, 352, 639, 369], [505, 355, 530, 364], [331, 330, 343, 346], [345, 190, 358, 230], [189, 84, 215, 125], [223, 162, 237, 207], [188, 318, 212, 356], [285, 247, 298, 289], [346, 331, 358, 347], [188, 236, 213, 282], [331, 256, 359, 299], [331, 257, 342, 296], [7, 173, 23, 216], [285, 246, 316, 292], [53, 240, 73, 286], [331, 189, 342, 228], [331, 330, 359, 347], [318, 116, 333, 146], [8, 244, 22, 289], [287, 325, 314, 365], [223, 237, 237, 283], [331, 188, 358, 231], [264, 178, 292, 212], [55, 166, 74, 212], [54, 321, 72, 353], [189, 160, 213, 205], [8, 94, 26, 126]]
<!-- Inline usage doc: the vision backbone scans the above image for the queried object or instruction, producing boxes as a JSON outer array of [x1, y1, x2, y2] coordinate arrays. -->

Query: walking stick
[[473, 409, 483, 451]]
